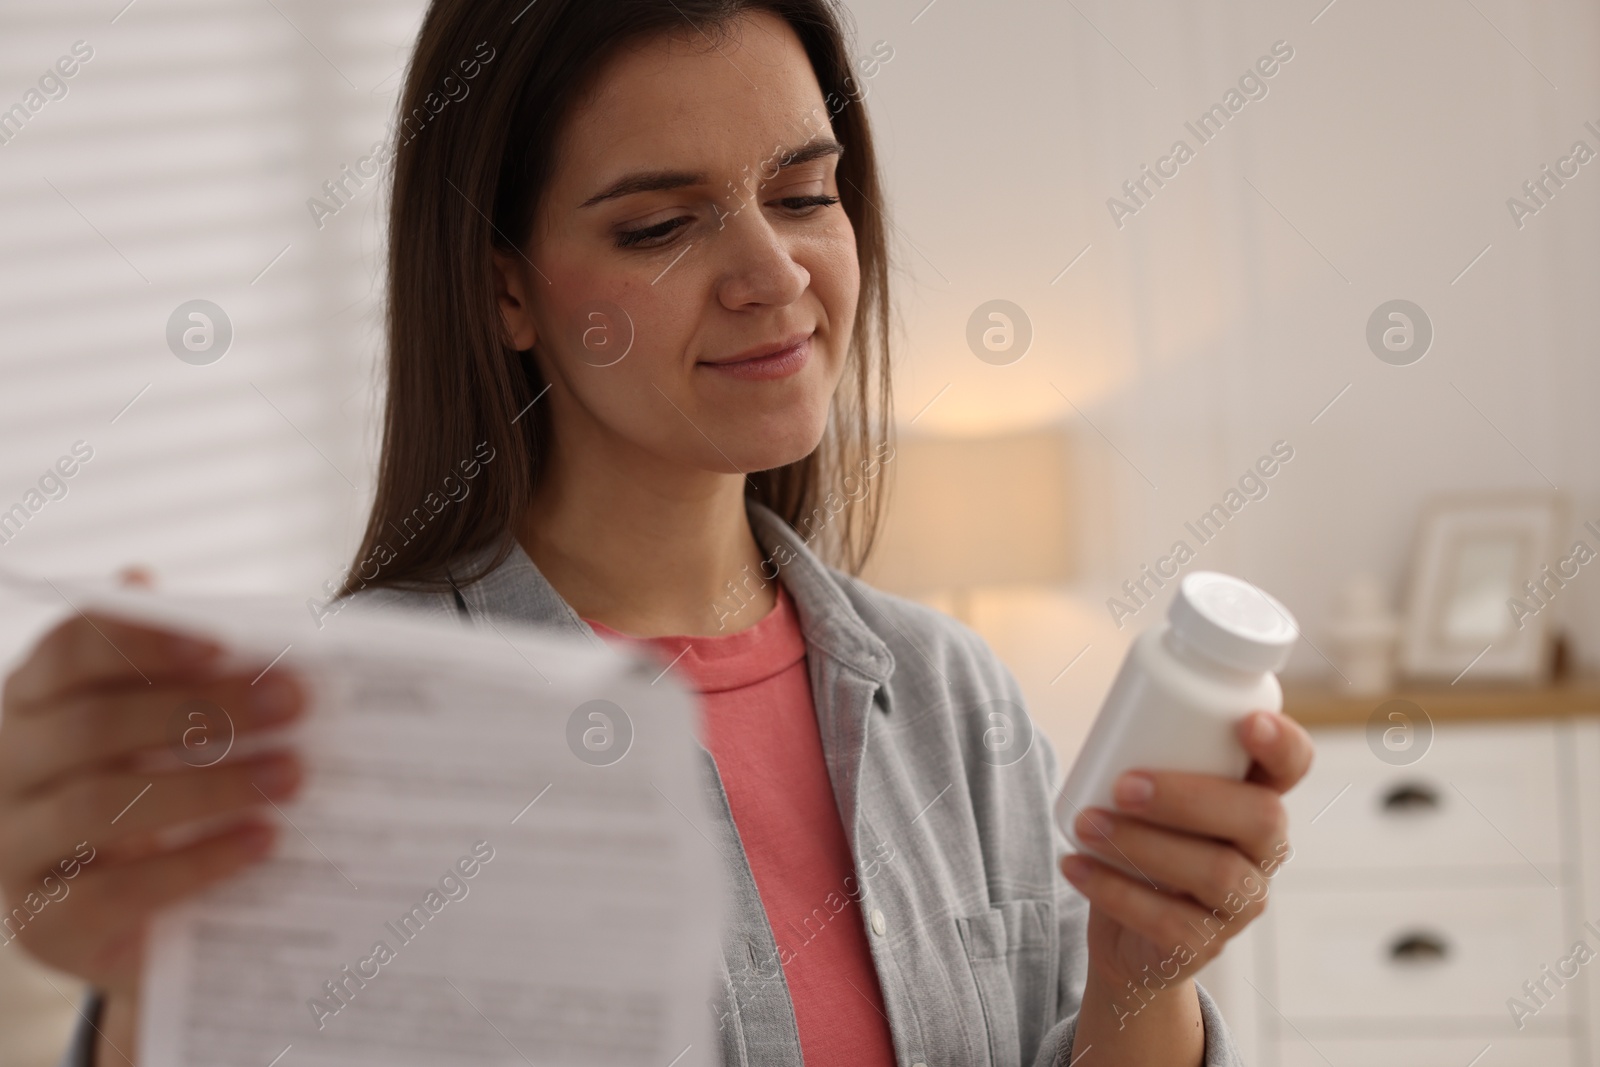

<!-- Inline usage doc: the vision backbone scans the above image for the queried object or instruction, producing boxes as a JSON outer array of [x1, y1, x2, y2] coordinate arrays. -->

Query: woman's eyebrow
[[579, 137, 845, 208]]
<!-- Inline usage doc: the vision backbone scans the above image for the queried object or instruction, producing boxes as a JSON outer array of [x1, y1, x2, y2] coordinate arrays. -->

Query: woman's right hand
[[0, 594, 306, 1061]]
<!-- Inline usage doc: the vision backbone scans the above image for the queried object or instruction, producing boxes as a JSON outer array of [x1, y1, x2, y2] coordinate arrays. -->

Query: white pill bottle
[[1055, 571, 1299, 853]]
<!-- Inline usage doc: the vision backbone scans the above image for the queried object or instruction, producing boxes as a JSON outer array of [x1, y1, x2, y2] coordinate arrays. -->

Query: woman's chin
[[728, 425, 830, 475]]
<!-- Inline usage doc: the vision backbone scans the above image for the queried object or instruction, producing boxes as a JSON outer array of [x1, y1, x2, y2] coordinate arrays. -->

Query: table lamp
[[864, 425, 1077, 622]]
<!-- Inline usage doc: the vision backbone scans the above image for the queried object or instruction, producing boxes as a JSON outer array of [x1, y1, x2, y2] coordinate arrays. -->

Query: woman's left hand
[[1060, 710, 1315, 1004]]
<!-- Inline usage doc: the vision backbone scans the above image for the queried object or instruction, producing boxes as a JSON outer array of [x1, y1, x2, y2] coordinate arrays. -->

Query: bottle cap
[[1168, 571, 1298, 673]]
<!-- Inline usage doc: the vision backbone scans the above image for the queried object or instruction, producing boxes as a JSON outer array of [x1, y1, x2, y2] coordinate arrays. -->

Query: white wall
[[841, 0, 1600, 692]]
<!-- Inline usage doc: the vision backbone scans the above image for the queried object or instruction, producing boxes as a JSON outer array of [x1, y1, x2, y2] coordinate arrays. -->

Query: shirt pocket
[[956, 899, 1055, 1067]]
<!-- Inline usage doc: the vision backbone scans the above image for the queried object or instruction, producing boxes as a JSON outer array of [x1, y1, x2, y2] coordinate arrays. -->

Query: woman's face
[[496, 10, 860, 480]]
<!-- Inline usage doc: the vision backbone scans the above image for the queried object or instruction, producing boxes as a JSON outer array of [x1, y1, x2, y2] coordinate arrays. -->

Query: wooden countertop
[[1282, 678, 1600, 727]]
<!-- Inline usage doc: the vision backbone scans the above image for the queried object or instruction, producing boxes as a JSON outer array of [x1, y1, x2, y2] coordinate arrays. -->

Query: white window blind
[[0, 0, 429, 652], [0, 4, 427, 1059]]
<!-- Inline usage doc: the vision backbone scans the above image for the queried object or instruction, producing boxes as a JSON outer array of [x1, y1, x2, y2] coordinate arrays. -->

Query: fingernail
[[1061, 854, 1092, 882], [250, 675, 299, 720], [253, 755, 301, 799], [1114, 772, 1154, 810], [1075, 811, 1109, 841], [1251, 713, 1280, 746]]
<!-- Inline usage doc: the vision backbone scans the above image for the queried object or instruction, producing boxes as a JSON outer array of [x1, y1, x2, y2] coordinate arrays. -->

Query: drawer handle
[[1381, 782, 1440, 813], [1388, 931, 1450, 964]]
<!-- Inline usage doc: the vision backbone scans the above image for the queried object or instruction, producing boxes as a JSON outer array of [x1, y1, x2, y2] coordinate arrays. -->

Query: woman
[[3, 1, 1313, 1064]]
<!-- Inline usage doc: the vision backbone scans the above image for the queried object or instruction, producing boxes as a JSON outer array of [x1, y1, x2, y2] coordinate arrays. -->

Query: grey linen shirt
[[60, 501, 1242, 1067]]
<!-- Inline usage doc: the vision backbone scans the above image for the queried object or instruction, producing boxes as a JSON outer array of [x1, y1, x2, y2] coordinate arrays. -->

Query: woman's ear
[[491, 248, 540, 351]]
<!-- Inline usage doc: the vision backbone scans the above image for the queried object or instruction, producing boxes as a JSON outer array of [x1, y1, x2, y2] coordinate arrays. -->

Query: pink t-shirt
[[586, 585, 897, 1066]]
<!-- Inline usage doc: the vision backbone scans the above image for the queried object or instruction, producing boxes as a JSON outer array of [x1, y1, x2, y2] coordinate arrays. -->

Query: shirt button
[[912, 1062, 928, 1067], [870, 908, 887, 936]]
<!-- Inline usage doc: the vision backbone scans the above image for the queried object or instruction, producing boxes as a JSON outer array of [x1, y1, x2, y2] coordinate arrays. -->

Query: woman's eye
[[612, 194, 841, 251], [615, 216, 690, 249], [776, 194, 841, 214]]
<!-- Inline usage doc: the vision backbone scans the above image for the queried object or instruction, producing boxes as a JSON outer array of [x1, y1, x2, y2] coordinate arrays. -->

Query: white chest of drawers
[[1200, 685, 1600, 1067]]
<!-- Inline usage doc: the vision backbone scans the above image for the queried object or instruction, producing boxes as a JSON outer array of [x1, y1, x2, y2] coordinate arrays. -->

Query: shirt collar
[[744, 502, 895, 685]]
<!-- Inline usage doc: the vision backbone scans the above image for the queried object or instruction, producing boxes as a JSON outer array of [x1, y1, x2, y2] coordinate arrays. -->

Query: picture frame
[[1398, 491, 1567, 684]]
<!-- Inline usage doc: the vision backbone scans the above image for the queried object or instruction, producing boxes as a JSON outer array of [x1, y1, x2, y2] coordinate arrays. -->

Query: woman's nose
[[713, 203, 811, 310]]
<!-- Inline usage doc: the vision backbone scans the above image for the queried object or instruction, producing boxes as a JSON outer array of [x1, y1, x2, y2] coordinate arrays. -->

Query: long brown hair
[[341, 0, 893, 598]]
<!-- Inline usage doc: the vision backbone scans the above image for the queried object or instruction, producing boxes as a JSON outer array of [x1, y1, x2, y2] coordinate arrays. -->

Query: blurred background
[[2, 0, 1598, 1064]]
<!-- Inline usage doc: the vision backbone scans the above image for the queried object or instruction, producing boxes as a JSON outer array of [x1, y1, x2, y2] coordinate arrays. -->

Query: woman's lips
[[699, 334, 812, 381]]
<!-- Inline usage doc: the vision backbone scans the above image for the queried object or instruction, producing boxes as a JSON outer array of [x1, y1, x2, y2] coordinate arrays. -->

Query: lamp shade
[[864, 426, 1076, 598]]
